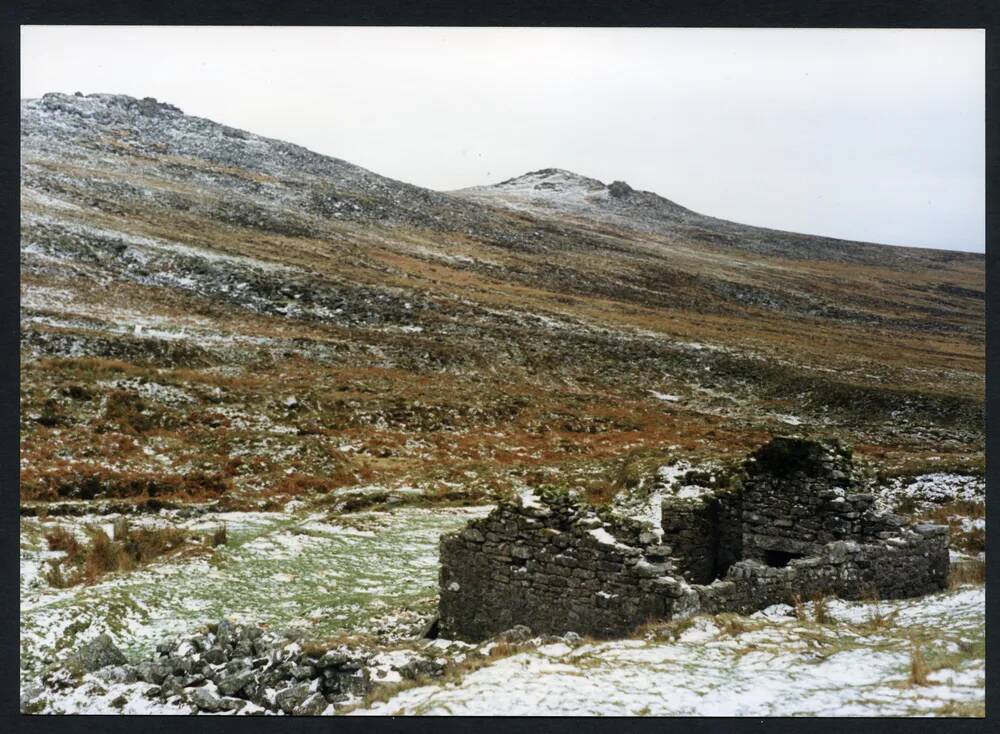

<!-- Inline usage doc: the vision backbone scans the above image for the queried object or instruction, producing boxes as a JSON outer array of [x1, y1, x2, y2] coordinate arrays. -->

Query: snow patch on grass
[[20, 506, 488, 690], [875, 474, 984, 513], [358, 588, 984, 716]]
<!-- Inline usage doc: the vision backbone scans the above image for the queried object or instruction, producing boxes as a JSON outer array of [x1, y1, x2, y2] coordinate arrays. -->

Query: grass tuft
[[791, 594, 807, 622], [714, 613, 763, 637], [948, 558, 986, 588], [112, 517, 129, 542], [43, 522, 211, 587], [43, 560, 69, 588], [83, 526, 133, 580], [486, 640, 533, 659], [811, 593, 830, 625], [44, 526, 81, 557], [631, 615, 696, 641], [908, 640, 930, 687], [853, 587, 897, 634]]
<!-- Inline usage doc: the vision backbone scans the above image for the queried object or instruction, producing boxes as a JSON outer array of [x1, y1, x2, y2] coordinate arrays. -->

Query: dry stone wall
[[696, 525, 949, 615], [658, 490, 742, 584], [438, 493, 699, 641], [741, 437, 868, 562], [438, 437, 950, 641]]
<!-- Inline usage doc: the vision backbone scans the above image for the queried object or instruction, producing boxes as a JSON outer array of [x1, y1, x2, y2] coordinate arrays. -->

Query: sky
[[21, 27, 985, 252]]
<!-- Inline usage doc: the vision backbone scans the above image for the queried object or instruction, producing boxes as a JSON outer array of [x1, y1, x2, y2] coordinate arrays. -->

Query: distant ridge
[[22, 92, 981, 266]]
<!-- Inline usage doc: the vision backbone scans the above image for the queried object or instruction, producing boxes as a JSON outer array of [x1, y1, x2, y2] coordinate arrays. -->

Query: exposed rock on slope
[[19, 92, 985, 514], [457, 167, 700, 226], [22, 92, 507, 238], [454, 167, 982, 266]]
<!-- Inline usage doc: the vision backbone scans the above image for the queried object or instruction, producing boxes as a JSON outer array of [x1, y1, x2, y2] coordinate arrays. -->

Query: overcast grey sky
[[22, 27, 984, 252]]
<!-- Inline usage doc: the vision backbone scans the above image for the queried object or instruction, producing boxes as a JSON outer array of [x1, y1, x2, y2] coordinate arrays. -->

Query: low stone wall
[[697, 524, 949, 615], [438, 494, 698, 641], [438, 437, 951, 641]]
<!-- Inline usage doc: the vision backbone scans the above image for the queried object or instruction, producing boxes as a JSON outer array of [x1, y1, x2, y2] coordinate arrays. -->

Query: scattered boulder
[[217, 669, 255, 696], [92, 665, 139, 685], [186, 685, 224, 713], [316, 649, 351, 668], [289, 664, 315, 681], [292, 691, 328, 716], [398, 658, 445, 680], [137, 660, 173, 684], [159, 676, 186, 701], [562, 631, 583, 646], [274, 682, 313, 714], [217, 696, 247, 712], [202, 647, 226, 665], [216, 619, 238, 646], [68, 635, 127, 672]]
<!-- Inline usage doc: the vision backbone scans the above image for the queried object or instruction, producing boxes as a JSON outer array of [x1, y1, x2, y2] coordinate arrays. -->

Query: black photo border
[[1, 2, 995, 733]]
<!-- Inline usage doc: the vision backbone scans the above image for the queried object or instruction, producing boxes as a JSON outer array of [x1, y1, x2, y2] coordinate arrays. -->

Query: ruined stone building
[[437, 437, 949, 641]]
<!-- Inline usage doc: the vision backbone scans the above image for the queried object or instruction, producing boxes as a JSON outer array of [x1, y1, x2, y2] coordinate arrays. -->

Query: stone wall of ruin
[[740, 438, 867, 562], [438, 496, 947, 641], [438, 438, 951, 642], [437, 495, 698, 641], [696, 525, 949, 615], [659, 491, 742, 584]]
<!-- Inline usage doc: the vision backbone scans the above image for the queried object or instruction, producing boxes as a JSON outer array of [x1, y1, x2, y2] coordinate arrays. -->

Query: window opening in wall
[[763, 549, 804, 568]]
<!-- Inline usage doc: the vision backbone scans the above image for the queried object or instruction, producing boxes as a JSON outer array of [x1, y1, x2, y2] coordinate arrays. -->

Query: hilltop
[[20, 92, 984, 516], [455, 167, 982, 265]]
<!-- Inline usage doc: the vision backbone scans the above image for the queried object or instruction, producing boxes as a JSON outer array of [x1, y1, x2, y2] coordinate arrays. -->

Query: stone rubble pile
[[28, 622, 431, 715], [24, 619, 582, 715]]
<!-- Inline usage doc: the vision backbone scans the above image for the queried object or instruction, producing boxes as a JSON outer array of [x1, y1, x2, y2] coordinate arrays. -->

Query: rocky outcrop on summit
[[454, 168, 981, 266], [455, 167, 701, 228]]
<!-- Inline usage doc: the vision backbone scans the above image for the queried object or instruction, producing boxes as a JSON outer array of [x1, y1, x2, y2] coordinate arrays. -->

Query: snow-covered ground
[[20, 506, 489, 693], [20, 471, 986, 716], [359, 588, 985, 717], [874, 473, 985, 513], [457, 169, 612, 217]]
